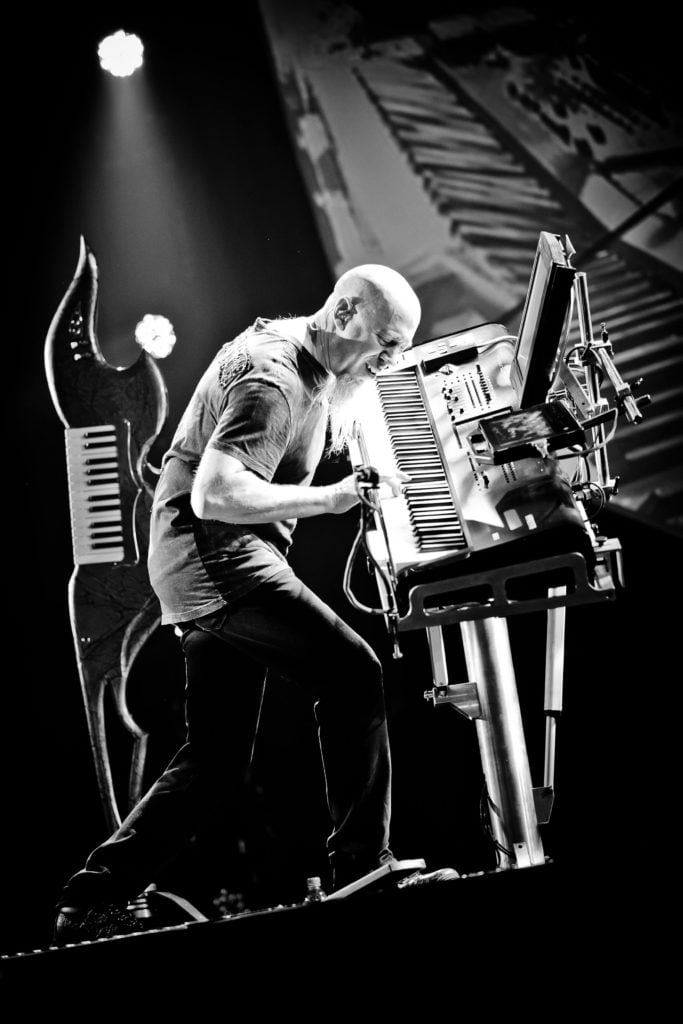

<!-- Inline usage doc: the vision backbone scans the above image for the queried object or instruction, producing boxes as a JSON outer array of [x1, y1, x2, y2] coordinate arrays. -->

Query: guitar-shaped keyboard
[[45, 237, 168, 830]]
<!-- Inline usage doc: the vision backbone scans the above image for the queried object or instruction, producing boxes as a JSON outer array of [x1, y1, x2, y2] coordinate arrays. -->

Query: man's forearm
[[191, 466, 358, 524]]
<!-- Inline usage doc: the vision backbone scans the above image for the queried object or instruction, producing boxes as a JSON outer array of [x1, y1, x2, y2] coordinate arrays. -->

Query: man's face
[[327, 297, 415, 383]]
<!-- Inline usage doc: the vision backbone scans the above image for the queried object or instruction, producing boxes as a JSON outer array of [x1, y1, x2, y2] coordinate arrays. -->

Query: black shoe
[[53, 904, 145, 945], [397, 867, 460, 888]]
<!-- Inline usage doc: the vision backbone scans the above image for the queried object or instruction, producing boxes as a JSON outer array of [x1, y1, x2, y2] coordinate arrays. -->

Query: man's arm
[[191, 448, 359, 523], [191, 449, 406, 524]]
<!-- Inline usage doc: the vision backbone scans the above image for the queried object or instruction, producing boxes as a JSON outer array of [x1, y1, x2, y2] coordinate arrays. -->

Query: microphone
[[354, 464, 380, 488]]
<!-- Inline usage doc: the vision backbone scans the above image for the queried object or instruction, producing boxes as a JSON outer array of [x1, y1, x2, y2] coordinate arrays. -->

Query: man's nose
[[378, 350, 399, 370]]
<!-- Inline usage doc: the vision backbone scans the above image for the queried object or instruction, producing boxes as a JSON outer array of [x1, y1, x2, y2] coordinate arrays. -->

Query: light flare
[[98, 31, 144, 77], [134, 314, 176, 358]]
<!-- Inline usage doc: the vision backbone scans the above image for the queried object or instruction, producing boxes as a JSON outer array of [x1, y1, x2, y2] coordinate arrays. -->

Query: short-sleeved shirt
[[148, 318, 330, 624]]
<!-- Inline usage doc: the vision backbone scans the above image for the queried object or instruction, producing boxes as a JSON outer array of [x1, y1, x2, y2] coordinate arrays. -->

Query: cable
[[479, 783, 514, 865], [581, 409, 620, 453], [342, 468, 398, 617], [477, 333, 517, 349], [343, 526, 382, 615], [585, 481, 607, 515], [555, 408, 619, 460], [564, 343, 596, 365]]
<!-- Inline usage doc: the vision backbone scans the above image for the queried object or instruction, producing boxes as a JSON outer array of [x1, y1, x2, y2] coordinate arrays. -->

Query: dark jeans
[[59, 570, 392, 908]]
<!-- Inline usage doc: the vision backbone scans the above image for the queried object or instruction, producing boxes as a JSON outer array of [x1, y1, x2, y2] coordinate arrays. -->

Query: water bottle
[[304, 876, 326, 902]]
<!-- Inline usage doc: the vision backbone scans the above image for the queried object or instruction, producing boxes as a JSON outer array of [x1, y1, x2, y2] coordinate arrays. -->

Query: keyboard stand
[[425, 608, 566, 868]]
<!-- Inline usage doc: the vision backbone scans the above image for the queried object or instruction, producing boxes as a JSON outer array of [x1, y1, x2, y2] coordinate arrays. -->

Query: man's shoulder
[[248, 318, 303, 374], [231, 318, 325, 394], [208, 318, 328, 412], [206, 321, 292, 393]]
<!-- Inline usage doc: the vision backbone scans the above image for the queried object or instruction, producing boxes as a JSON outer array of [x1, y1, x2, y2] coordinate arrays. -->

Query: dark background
[[3, 3, 680, 956]]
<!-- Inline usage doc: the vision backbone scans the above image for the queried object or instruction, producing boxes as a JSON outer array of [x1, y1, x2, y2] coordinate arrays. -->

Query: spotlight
[[98, 30, 144, 78], [135, 315, 176, 359]]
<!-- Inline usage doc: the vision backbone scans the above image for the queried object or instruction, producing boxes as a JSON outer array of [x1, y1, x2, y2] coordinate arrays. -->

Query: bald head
[[332, 264, 421, 338], [305, 262, 420, 381]]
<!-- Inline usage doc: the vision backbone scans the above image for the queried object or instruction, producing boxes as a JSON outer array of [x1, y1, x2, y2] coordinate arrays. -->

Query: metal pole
[[544, 588, 567, 790], [574, 272, 611, 487], [460, 617, 545, 868]]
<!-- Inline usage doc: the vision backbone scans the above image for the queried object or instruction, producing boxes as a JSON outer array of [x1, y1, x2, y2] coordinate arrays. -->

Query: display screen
[[479, 401, 584, 461], [511, 232, 575, 409]]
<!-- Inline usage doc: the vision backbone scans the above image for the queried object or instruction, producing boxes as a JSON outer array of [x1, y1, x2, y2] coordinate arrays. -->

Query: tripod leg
[[460, 617, 544, 868]]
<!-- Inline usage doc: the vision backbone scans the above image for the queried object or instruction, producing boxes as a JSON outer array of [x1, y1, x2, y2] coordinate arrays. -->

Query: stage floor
[[0, 859, 667, 1009]]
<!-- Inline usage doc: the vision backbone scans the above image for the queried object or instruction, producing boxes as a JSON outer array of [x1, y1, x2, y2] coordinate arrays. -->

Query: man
[[54, 264, 422, 943]]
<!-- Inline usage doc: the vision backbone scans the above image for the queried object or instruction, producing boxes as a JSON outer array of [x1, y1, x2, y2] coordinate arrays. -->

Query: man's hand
[[327, 470, 411, 514]]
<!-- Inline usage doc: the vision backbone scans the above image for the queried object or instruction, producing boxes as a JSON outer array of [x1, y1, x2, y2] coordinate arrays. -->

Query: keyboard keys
[[65, 425, 125, 564]]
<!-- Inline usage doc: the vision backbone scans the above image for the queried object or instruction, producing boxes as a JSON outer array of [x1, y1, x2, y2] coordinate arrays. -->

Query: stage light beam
[[98, 31, 144, 77]]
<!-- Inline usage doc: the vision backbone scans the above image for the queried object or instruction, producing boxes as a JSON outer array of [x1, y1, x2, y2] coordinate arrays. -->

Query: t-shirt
[[148, 317, 330, 624]]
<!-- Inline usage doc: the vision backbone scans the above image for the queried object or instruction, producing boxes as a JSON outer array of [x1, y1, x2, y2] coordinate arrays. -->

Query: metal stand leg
[[460, 617, 545, 868], [544, 589, 567, 791]]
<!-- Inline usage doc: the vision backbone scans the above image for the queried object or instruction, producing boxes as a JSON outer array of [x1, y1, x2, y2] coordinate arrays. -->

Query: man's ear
[[335, 296, 355, 327]]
